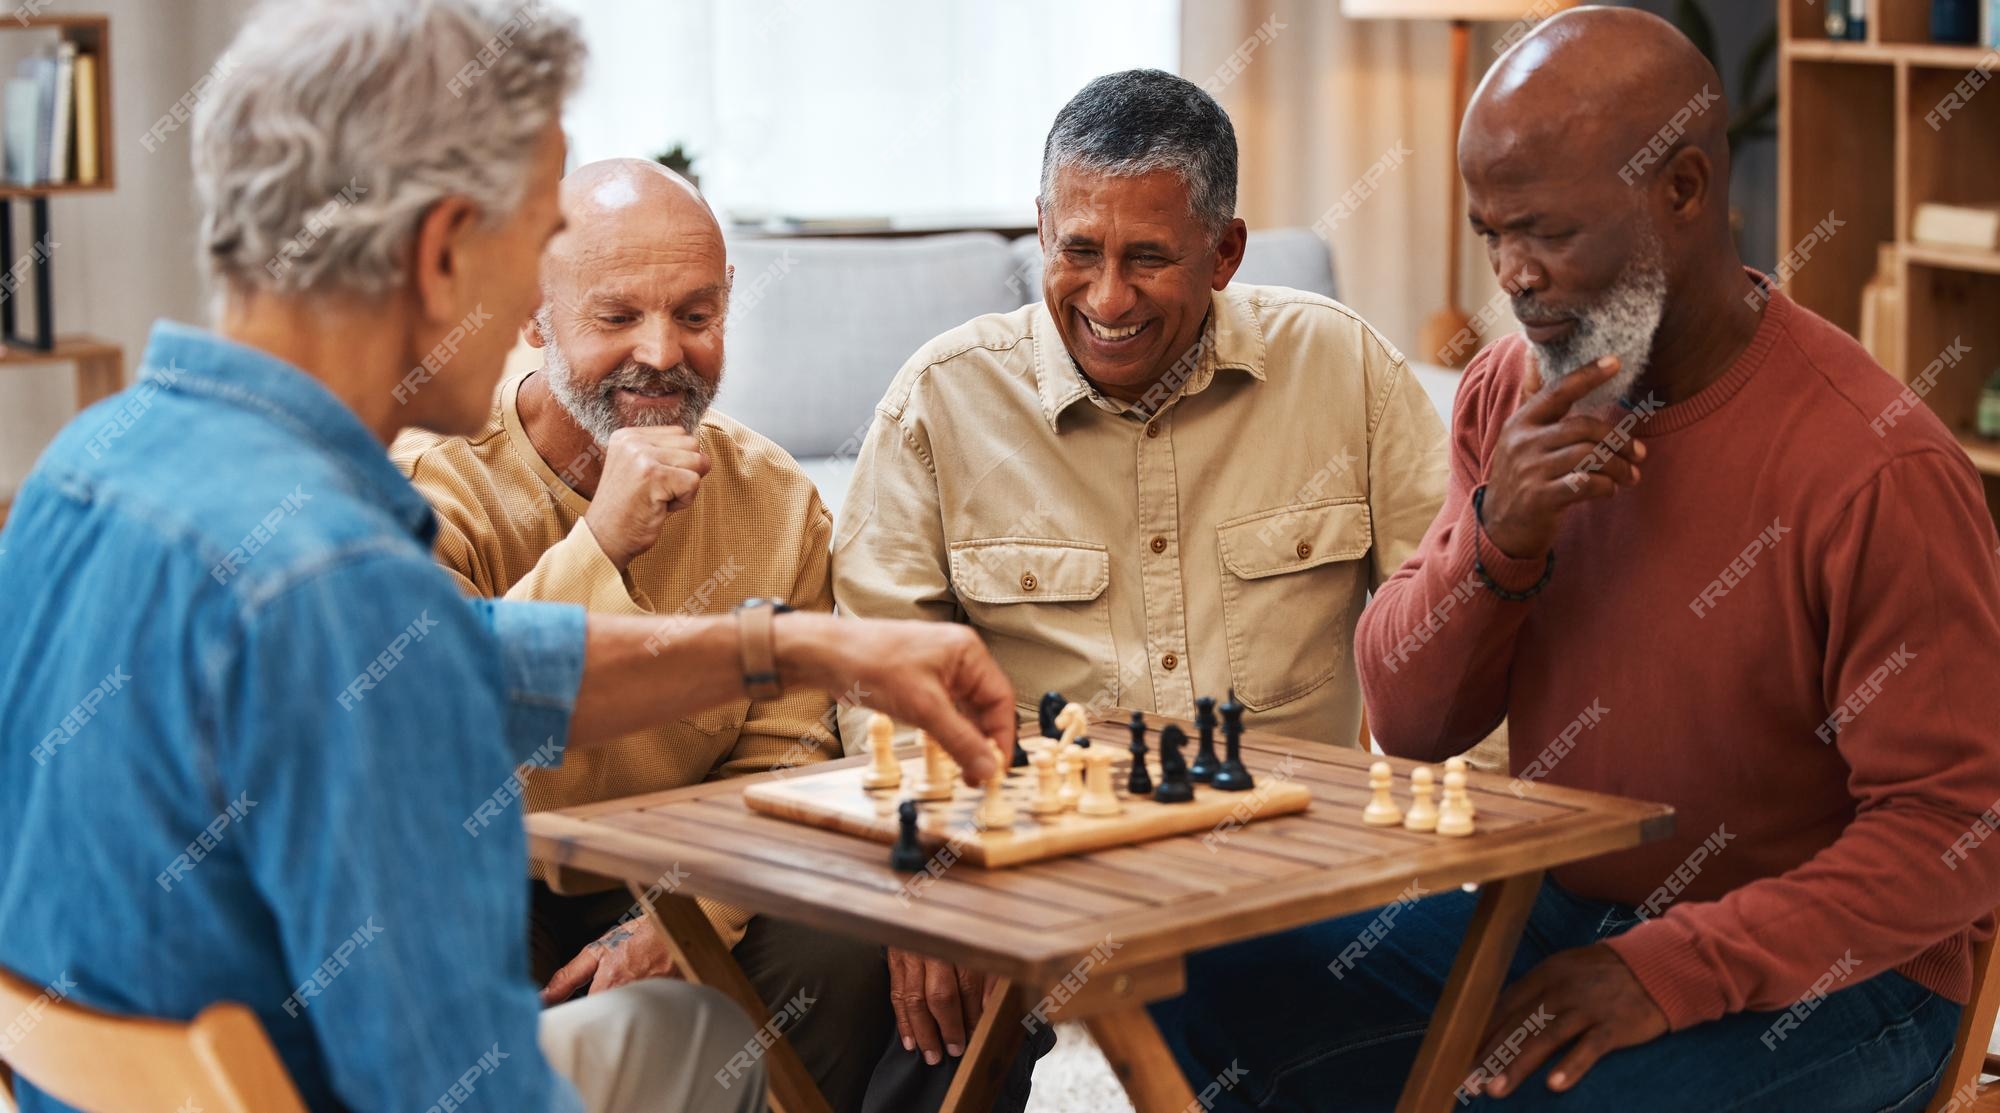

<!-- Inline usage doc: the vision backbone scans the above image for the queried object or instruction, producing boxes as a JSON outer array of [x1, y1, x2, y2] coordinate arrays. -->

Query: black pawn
[[1126, 711, 1153, 796], [1212, 689, 1254, 792], [1011, 733, 1031, 768], [890, 800, 928, 872], [1153, 724, 1195, 804], [1189, 696, 1219, 783], [1038, 691, 1066, 739]]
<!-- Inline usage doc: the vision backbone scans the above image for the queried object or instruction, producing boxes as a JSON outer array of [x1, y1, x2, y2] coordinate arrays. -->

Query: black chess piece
[[1189, 695, 1219, 783], [1212, 689, 1255, 792], [890, 800, 929, 872], [1126, 711, 1153, 796], [1153, 724, 1195, 804], [1038, 691, 1066, 739]]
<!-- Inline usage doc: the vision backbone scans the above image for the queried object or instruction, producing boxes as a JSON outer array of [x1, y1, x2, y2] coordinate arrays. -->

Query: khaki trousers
[[540, 980, 766, 1113]]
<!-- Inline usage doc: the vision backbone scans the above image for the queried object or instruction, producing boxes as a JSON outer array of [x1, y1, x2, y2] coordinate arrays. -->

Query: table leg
[[1393, 869, 1544, 1113], [628, 884, 833, 1113], [1086, 1007, 1200, 1113], [937, 978, 1030, 1112]]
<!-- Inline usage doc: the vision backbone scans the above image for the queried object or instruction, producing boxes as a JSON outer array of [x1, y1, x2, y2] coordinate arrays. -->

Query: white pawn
[[1028, 750, 1064, 816], [973, 742, 1017, 831], [1437, 768, 1475, 837], [1077, 748, 1123, 817], [861, 712, 902, 790], [1403, 766, 1439, 833], [912, 730, 954, 801], [1445, 755, 1476, 818], [1057, 746, 1086, 809], [1363, 761, 1403, 826]]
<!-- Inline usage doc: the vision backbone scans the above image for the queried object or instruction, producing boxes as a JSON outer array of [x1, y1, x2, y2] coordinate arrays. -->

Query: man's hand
[[539, 917, 678, 1005], [777, 614, 1016, 784], [1479, 356, 1646, 559], [887, 948, 991, 1065], [583, 426, 711, 571], [1464, 944, 1668, 1099]]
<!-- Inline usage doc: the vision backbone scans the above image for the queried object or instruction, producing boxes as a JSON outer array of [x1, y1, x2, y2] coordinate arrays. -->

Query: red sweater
[[1355, 285, 2000, 1030]]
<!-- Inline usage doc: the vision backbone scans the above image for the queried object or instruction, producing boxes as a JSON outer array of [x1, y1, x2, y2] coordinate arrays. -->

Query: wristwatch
[[733, 598, 795, 700]]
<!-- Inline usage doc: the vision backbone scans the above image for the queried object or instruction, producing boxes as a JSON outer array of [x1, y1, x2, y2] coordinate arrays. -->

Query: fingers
[[923, 958, 970, 1059], [956, 964, 988, 1030], [1482, 1009, 1589, 1099], [890, 950, 945, 1062], [944, 627, 1019, 777], [540, 947, 600, 1006], [1545, 1025, 1618, 1092], [885, 949, 918, 1053], [1523, 356, 1622, 423]]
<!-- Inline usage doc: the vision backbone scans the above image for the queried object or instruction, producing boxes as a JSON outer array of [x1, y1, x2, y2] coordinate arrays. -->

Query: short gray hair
[[1038, 69, 1238, 240], [194, 0, 585, 298]]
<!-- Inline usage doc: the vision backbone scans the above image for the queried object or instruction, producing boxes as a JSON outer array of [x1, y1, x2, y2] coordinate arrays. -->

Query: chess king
[[1150, 9, 2000, 1112]]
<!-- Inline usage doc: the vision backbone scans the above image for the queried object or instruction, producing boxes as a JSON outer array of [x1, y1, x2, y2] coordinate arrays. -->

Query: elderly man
[[0, 3, 1016, 1112], [392, 157, 889, 1111], [1150, 10, 2000, 1111], [832, 68, 1446, 1100]]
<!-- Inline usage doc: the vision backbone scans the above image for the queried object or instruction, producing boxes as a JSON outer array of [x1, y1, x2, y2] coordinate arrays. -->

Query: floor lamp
[[1340, 0, 1573, 368]]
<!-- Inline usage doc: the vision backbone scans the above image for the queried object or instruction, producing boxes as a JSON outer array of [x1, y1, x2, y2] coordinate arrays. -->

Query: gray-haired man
[[833, 68, 1448, 1109]]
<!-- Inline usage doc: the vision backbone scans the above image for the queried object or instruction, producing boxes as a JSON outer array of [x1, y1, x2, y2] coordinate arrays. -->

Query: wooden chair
[[0, 964, 305, 1113], [1928, 928, 2000, 1112]]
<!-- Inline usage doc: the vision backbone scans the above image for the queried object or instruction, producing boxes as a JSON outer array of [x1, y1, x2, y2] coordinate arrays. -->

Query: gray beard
[[539, 313, 717, 443], [1520, 250, 1668, 414]]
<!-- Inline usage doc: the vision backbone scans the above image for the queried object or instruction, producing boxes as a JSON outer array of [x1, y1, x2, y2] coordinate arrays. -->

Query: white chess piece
[[1028, 750, 1064, 816], [1055, 702, 1090, 749], [1437, 768, 1475, 837], [1077, 748, 1123, 817], [1444, 756, 1476, 818], [1403, 766, 1439, 832], [912, 730, 953, 801], [861, 712, 901, 790], [1363, 761, 1403, 826], [1057, 745, 1086, 809], [973, 742, 1017, 830]]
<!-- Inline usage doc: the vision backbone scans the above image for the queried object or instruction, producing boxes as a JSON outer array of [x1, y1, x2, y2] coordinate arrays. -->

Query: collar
[[138, 319, 436, 541], [1028, 286, 1269, 432]]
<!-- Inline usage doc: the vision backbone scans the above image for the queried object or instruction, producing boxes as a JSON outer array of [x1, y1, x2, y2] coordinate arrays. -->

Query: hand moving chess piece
[[1153, 724, 1195, 804], [1056, 702, 1090, 749], [1403, 766, 1439, 832], [1038, 691, 1066, 739], [1209, 696, 1254, 792], [1126, 712, 1153, 796], [890, 800, 928, 871], [973, 742, 1017, 830], [1189, 695, 1219, 782], [1029, 750, 1064, 816], [1078, 748, 1123, 816], [1363, 761, 1403, 826], [912, 730, 954, 801], [1437, 767, 1475, 837], [861, 712, 901, 790], [1444, 755, 1476, 818]]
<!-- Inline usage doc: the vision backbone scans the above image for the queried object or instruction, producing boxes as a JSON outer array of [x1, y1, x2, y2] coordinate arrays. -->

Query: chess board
[[740, 716, 1312, 868]]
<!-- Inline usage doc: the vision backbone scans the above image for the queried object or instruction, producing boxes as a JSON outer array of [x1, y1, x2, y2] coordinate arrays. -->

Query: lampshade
[[1341, 0, 1572, 19]]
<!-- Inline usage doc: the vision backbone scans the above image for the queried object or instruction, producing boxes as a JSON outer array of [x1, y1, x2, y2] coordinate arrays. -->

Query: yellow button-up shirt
[[833, 284, 1447, 748]]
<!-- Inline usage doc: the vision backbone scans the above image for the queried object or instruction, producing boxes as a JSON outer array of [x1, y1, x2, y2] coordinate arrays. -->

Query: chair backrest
[[0, 964, 306, 1113], [1927, 926, 2000, 1111]]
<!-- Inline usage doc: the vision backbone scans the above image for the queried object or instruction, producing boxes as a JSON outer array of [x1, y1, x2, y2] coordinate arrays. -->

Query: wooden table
[[528, 711, 1673, 1113]]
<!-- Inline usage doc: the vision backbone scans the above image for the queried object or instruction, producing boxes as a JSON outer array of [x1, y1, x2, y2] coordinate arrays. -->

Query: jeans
[[1149, 881, 1960, 1112]]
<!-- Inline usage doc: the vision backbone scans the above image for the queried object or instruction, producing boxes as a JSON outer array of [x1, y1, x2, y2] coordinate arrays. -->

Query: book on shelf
[[1, 42, 100, 188], [3, 76, 35, 186], [47, 41, 73, 184], [73, 51, 97, 184], [1913, 203, 2000, 251]]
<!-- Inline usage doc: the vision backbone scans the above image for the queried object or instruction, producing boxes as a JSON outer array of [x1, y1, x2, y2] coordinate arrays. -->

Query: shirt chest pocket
[[1216, 498, 1373, 711], [948, 537, 1117, 705]]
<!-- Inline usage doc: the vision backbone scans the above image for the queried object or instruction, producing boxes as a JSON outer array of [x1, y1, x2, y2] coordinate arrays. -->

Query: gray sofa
[[714, 228, 1341, 518]]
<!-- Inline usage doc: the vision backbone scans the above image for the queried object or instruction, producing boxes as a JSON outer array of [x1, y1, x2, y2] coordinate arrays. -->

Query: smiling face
[[1039, 165, 1244, 403]]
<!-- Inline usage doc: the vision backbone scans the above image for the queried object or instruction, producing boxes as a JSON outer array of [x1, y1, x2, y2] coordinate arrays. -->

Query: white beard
[[538, 307, 715, 443], [1522, 243, 1668, 414]]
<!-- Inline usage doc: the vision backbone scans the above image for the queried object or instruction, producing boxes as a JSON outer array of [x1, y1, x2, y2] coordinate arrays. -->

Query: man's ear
[[1210, 216, 1249, 290], [523, 305, 548, 350], [1035, 196, 1049, 250], [412, 195, 478, 327], [1661, 146, 1713, 227]]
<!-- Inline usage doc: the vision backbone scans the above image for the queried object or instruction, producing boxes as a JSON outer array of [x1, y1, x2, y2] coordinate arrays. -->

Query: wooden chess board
[[741, 715, 1312, 868]]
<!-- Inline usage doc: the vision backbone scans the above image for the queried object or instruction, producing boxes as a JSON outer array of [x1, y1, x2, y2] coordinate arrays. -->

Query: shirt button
[[1021, 572, 1038, 592], [1150, 536, 1167, 554], [1145, 423, 1160, 438], [1297, 540, 1313, 559], [1161, 653, 1178, 671]]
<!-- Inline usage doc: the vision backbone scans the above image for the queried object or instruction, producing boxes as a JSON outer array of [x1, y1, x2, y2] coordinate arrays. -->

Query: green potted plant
[[653, 142, 699, 189]]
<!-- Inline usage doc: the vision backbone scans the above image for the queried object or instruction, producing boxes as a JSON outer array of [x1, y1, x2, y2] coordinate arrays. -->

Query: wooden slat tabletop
[[528, 709, 1675, 987]]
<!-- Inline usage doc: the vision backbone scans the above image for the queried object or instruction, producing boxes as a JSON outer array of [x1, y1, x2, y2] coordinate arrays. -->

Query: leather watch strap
[[737, 602, 783, 700]]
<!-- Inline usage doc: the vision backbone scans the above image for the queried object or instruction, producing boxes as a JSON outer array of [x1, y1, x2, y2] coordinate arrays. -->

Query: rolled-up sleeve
[[471, 597, 588, 766]]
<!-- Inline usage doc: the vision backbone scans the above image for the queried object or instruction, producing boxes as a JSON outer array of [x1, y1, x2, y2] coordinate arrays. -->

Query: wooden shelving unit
[[1779, 0, 2000, 516]]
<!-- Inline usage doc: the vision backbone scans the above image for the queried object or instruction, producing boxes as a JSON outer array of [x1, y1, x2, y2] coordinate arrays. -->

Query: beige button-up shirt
[[833, 284, 1448, 748]]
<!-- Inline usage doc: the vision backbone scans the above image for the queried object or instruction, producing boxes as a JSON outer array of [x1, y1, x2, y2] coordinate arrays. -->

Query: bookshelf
[[1779, 0, 2000, 518]]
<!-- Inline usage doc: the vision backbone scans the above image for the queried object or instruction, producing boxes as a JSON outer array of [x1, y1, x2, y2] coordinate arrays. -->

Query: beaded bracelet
[[1471, 486, 1554, 602]]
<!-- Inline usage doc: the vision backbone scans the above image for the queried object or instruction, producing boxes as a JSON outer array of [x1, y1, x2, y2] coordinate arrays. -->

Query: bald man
[[392, 159, 892, 1110], [1151, 9, 2000, 1111]]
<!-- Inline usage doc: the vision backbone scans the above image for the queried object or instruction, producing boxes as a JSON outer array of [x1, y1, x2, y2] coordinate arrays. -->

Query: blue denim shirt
[[0, 322, 588, 1112]]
